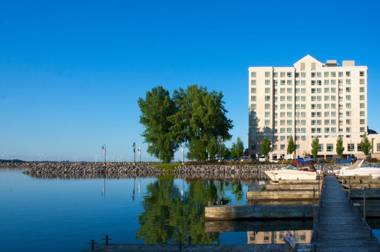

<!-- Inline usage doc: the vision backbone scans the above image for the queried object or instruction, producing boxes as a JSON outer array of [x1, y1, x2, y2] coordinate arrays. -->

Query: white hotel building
[[248, 55, 373, 160]]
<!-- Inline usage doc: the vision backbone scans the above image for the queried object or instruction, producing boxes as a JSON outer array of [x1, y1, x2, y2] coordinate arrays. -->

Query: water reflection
[[136, 177, 246, 244], [136, 177, 314, 247], [247, 230, 312, 244]]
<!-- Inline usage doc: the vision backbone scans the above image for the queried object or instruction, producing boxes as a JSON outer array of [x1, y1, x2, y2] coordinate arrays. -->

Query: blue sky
[[1, 0, 380, 161]]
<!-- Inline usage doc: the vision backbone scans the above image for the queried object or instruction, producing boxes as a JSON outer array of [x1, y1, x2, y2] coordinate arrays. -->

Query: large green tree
[[311, 137, 320, 158], [360, 134, 372, 156], [170, 85, 233, 161], [336, 136, 344, 156], [207, 137, 218, 160], [138, 86, 176, 163], [231, 137, 244, 159], [260, 137, 271, 157], [287, 136, 296, 156]]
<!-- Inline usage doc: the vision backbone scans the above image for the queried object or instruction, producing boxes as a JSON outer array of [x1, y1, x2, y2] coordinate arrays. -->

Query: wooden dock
[[313, 175, 380, 251]]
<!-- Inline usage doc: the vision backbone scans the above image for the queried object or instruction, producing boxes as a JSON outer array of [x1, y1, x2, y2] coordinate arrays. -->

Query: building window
[[327, 144, 333, 152], [346, 71, 351, 77], [265, 72, 271, 78], [360, 79, 365, 85], [347, 144, 355, 152], [300, 63, 305, 71], [360, 71, 365, 77], [318, 144, 323, 152], [377, 143, 380, 152], [360, 111, 365, 117]]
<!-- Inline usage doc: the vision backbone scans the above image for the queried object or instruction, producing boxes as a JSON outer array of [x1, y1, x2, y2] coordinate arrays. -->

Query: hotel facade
[[248, 55, 375, 160]]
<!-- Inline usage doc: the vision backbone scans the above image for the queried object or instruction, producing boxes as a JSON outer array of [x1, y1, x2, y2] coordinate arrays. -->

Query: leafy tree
[[207, 137, 218, 160], [139, 85, 233, 162], [138, 86, 176, 163], [311, 137, 320, 158], [221, 144, 231, 159], [336, 136, 344, 156], [359, 134, 372, 156], [260, 137, 271, 157], [170, 85, 233, 161], [287, 136, 296, 155], [231, 137, 244, 159]]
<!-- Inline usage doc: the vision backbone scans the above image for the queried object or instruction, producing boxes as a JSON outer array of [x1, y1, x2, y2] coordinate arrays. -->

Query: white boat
[[265, 166, 317, 182], [338, 160, 380, 178]]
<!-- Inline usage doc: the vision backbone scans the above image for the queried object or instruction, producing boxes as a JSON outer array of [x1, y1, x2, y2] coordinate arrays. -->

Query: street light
[[132, 142, 136, 164], [101, 144, 107, 166], [137, 147, 141, 163]]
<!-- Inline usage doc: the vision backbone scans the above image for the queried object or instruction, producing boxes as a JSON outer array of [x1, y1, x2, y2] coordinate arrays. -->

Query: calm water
[[0, 168, 378, 252]]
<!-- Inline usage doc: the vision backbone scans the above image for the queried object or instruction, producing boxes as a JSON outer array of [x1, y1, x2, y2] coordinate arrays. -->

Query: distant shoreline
[[0, 161, 288, 180]]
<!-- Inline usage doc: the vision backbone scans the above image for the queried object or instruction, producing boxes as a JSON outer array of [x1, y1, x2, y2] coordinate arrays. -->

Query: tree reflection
[[137, 177, 227, 245]]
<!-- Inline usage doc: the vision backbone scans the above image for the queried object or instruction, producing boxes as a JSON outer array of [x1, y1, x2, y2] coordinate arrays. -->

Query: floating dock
[[204, 204, 313, 220], [312, 175, 380, 251], [247, 190, 320, 201]]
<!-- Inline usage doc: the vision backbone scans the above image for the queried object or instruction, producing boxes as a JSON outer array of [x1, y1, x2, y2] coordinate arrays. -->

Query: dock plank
[[313, 176, 380, 251]]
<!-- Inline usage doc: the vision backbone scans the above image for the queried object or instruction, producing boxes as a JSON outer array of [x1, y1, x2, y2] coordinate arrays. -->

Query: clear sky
[[1, 0, 380, 161]]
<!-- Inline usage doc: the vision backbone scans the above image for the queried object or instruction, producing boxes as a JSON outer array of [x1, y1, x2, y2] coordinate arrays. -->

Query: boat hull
[[265, 169, 317, 182]]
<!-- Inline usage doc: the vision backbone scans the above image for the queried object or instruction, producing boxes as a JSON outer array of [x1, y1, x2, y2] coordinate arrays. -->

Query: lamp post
[[101, 144, 107, 166], [137, 147, 141, 163], [132, 142, 136, 164]]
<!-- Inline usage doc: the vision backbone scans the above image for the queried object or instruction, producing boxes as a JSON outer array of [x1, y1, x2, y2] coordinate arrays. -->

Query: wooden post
[[349, 177, 351, 198], [104, 234, 111, 246], [90, 240, 96, 251], [363, 189, 366, 221]]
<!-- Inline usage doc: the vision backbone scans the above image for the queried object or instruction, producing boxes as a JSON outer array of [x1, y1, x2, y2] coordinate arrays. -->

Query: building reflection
[[247, 230, 312, 244]]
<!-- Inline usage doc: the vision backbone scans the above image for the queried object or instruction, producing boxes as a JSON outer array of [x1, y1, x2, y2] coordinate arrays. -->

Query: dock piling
[[103, 234, 111, 246], [90, 240, 96, 251]]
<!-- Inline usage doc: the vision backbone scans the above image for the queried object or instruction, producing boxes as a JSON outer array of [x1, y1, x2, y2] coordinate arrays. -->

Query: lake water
[[0, 168, 378, 251]]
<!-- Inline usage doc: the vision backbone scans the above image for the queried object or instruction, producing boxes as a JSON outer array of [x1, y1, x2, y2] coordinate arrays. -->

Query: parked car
[[258, 155, 267, 162], [240, 156, 251, 162]]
